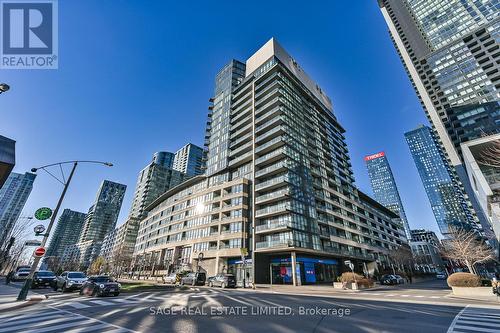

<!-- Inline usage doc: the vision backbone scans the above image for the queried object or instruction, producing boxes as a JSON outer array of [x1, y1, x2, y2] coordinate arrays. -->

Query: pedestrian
[[409, 274, 413, 284], [492, 273, 499, 295]]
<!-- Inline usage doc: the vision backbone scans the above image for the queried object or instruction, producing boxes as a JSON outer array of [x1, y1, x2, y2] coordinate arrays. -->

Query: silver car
[[53, 271, 88, 292]]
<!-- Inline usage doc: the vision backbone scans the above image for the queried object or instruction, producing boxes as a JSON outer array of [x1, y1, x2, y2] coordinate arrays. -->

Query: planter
[[451, 286, 494, 297], [350, 282, 358, 290], [333, 282, 344, 289]]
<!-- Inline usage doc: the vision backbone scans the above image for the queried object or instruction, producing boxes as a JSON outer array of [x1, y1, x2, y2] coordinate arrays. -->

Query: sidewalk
[[0, 279, 47, 313]]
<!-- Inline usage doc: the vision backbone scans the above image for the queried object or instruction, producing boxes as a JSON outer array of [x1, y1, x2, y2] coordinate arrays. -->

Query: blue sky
[[0, 0, 441, 236]]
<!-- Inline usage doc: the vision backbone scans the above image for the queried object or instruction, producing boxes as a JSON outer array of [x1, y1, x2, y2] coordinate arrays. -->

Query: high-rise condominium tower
[[405, 125, 477, 236], [377, 0, 499, 232], [45, 209, 86, 258], [0, 172, 36, 248], [173, 143, 204, 177], [79, 180, 126, 243], [365, 152, 411, 240], [133, 39, 408, 286], [128, 152, 186, 220]]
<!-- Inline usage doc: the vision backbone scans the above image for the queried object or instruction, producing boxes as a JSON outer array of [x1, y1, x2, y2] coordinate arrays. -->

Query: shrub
[[357, 278, 374, 288], [447, 272, 481, 287], [340, 272, 364, 283], [481, 279, 492, 287]]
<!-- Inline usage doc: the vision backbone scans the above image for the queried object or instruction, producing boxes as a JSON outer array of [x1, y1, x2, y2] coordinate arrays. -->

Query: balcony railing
[[256, 239, 293, 249]]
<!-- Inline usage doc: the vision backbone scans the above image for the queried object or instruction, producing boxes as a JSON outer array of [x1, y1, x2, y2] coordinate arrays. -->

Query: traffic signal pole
[[17, 162, 78, 301]]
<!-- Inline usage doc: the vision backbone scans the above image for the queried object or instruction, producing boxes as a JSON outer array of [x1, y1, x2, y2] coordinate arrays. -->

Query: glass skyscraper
[[173, 143, 204, 177], [377, 0, 499, 233], [405, 125, 477, 235], [0, 172, 36, 248], [45, 209, 86, 259], [0, 135, 15, 189], [133, 39, 409, 286], [365, 152, 411, 240]]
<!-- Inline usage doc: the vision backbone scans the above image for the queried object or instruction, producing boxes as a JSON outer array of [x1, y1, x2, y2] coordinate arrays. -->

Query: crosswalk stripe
[[0, 310, 61, 322], [220, 294, 253, 306], [89, 300, 114, 306], [457, 319, 500, 327], [67, 302, 91, 309], [64, 323, 112, 333], [0, 316, 79, 332], [0, 314, 64, 328], [462, 312, 500, 318], [460, 316, 500, 323], [453, 325, 500, 333], [113, 298, 140, 303], [25, 319, 95, 333]]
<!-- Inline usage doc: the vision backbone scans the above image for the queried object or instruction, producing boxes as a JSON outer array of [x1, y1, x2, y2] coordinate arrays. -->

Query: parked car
[[380, 274, 404, 285], [80, 276, 121, 297], [208, 274, 236, 288], [31, 270, 56, 288], [393, 275, 405, 284], [164, 273, 181, 285], [12, 267, 31, 281], [180, 272, 206, 286], [436, 272, 447, 280], [53, 271, 87, 292]]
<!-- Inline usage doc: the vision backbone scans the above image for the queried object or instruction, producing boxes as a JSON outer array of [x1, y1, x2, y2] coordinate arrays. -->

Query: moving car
[[12, 267, 31, 281], [180, 272, 206, 286], [53, 271, 87, 292], [80, 276, 121, 297], [380, 274, 404, 285], [207, 274, 236, 288], [436, 272, 447, 280], [31, 270, 56, 288]]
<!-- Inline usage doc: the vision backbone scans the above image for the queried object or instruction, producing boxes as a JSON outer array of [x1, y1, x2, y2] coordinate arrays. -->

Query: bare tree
[[441, 227, 496, 274], [478, 137, 500, 168]]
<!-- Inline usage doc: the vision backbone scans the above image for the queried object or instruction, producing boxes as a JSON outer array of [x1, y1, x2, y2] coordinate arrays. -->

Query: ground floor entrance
[[227, 258, 253, 287], [270, 257, 338, 285]]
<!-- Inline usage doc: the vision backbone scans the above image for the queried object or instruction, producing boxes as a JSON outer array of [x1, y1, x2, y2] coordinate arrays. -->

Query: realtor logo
[[1, 0, 58, 69]]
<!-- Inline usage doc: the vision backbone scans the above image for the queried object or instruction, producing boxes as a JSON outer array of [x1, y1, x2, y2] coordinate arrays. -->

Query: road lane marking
[[64, 323, 112, 333], [89, 300, 114, 306], [24, 319, 95, 333]]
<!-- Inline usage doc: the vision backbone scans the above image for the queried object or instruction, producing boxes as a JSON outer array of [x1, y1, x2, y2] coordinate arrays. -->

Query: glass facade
[[405, 125, 476, 235], [0, 172, 36, 248], [365, 152, 411, 240], [79, 180, 126, 243], [45, 209, 86, 258], [173, 143, 205, 177]]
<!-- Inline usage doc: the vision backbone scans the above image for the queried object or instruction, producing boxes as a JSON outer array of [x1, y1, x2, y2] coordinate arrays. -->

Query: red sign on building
[[364, 152, 385, 161]]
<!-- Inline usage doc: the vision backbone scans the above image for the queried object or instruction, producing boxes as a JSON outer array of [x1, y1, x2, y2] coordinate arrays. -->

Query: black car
[[32, 271, 56, 288], [208, 274, 236, 288], [180, 272, 206, 286], [380, 274, 399, 285], [80, 276, 121, 297]]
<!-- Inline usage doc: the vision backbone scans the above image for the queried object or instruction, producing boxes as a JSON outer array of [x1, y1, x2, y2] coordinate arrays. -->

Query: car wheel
[[114, 292, 120, 296], [209, 281, 213, 287]]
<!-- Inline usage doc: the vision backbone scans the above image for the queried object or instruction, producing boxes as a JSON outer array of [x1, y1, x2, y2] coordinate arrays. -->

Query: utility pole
[[17, 162, 78, 301]]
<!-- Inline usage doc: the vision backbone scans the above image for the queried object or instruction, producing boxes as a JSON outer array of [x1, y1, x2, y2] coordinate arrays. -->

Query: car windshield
[[68, 272, 86, 279], [18, 268, 30, 272], [37, 271, 55, 277]]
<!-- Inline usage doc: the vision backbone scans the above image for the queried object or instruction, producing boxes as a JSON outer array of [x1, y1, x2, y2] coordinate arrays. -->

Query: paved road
[[1, 280, 499, 333]]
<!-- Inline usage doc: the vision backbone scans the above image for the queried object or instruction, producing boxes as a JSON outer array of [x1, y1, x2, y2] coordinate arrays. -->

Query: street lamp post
[[17, 160, 112, 301]]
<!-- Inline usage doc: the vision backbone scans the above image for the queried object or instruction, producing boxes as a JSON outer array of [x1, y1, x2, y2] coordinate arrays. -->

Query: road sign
[[35, 207, 52, 220], [344, 260, 351, 265], [34, 224, 46, 235], [33, 247, 46, 257], [240, 248, 248, 256], [24, 240, 42, 247]]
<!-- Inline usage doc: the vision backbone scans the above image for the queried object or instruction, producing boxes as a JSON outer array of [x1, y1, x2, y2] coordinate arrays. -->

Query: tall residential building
[[133, 39, 408, 286], [365, 152, 411, 240], [0, 135, 15, 189], [100, 217, 140, 272], [410, 229, 440, 247], [173, 143, 204, 177], [461, 134, 500, 244], [128, 152, 186, 220], [63, 180, 126, 269], [405, 125, 477, 236], [0, 172, 36, 248], [377, 0, 499, 233], [79, 180, 126, 243], [45, 209, 86, 259]]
